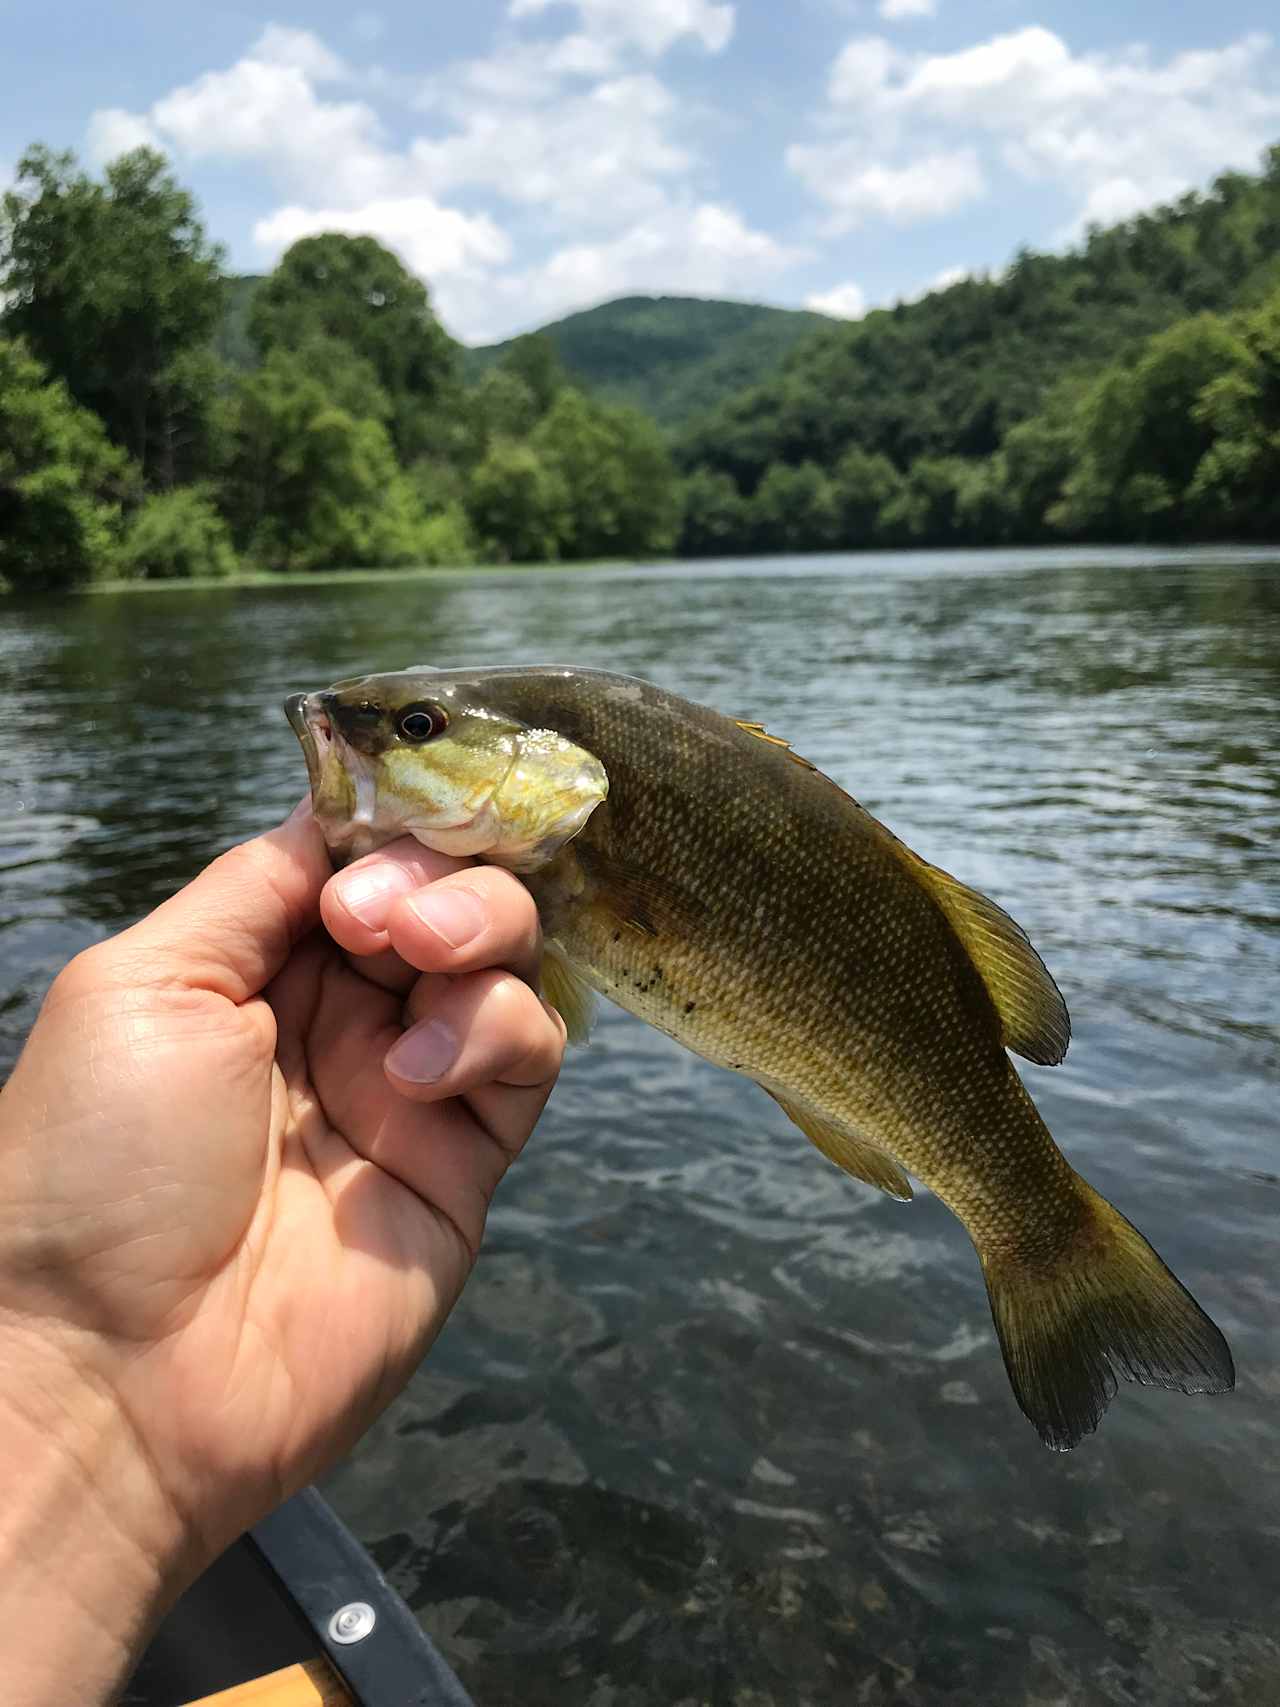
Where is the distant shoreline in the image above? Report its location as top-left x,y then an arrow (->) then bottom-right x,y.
76,558 -> 620,595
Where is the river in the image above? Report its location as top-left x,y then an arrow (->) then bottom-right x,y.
2,548 -> 1278,1704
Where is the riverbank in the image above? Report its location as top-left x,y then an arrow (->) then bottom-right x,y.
74,556 -> 619,595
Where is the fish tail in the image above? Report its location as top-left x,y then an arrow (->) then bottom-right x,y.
978,1176 -> 1234,1450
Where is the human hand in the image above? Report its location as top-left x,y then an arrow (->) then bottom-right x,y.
0,804 -> 564,1703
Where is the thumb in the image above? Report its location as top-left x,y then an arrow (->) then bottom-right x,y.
111,800 -> 333,1003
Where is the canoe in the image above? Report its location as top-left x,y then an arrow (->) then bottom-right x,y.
121,1487 -> 473,1707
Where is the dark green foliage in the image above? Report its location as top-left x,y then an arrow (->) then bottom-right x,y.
248,234 -> 460,461
1051,316 -> 1252,540
831,449 -> 906,547
494,334 -> 568,417
467,442 -> 571,563
118,486 -> 238,580
1188,291 -> 1280,536
530,390 -> 681,560
678,147 -> 1280,554
220,347 -> 446,573
0,337 -> 136,590
465,296 -> 831,427
678,469 -> 750,558
747,463 -> 840,554
1,146 -> 224,487
8,132 -> 1280,586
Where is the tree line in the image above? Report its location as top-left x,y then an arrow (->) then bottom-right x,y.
676,147 -> 1280,554
0,146 -> 680,589
4,141 -> 1280,591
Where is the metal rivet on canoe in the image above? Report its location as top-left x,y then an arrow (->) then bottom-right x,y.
328,1600 -> 377,1644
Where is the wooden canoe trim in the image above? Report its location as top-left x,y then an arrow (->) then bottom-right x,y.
181,1657 -> 353,1706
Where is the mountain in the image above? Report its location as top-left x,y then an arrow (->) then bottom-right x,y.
462,296 -> 832,427
678,151 -> 1280,491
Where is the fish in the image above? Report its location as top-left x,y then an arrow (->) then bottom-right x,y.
284,665 -> 1235,1450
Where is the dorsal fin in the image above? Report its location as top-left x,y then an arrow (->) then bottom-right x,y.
734,720 -> 818,771
911,861 -> 1070,1066
736,713 -> 1069,1067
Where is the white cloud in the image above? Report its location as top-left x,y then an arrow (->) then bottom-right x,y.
787,145 -> 984,229
806,282 -> 867,318
928,264 -> 971,292
878,0 -> 935,19
251,24 -> 346,81
86,108 -> 162,165
412,74 -> 689,223
82,11 -> 796,343
253,197 -> 510,292
793,27 -> 1280,238
478,201 -> 802,336
507,0 -> 734,58
828,36 -> 900,104
103,30 -> 398,204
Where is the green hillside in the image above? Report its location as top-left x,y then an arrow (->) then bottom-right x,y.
218,284 -> 830,430
463,295 -> 831,426
675,148 -> 1280,554
679,154 -> 1280,488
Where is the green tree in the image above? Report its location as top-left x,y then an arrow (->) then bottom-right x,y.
878,457 -> 971,545
467,441 -> 571,563
495,333 -> 567,417
1053,314 -> 1250,538
678,468 -> 749,557
0,338 -> 135,590
675,144 -> 1280,546
747,462 -> 840,553
221,348 -> 436,572
1,146 -> 224,486
249,235 -> 459,461
118,486 -> 238,580
470,368 -> 540,447
532,389 -> 679,559
1188,288 -> 1280,536
990,392 -> 1082,539
830,448 -> 905,546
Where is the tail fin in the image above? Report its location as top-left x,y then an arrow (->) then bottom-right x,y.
980,1179 -> 1235,1450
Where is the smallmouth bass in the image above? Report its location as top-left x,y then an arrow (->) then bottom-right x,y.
285,665 -> 1234,1449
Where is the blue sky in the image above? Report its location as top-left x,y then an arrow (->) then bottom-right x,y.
3,0 -> 1279,343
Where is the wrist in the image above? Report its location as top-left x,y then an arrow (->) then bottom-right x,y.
0,1325 -> 196,1706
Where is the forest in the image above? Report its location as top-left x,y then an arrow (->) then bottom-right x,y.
3,142 -> 1280,590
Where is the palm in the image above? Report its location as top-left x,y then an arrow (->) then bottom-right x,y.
0,815 -> 559,1568
87,933 -> 502,1543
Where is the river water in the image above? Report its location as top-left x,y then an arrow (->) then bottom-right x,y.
2,549 -> 1278,1705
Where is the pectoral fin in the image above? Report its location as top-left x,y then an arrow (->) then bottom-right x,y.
769,1092 -> 913,1202
540,943 -> 597,1044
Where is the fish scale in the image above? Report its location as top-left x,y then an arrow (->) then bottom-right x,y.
288,664 -> 1234,1450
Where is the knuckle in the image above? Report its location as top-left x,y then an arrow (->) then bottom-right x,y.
46,943 -> 111,1008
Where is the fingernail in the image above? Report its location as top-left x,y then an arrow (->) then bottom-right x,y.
337,865 -> 414,930
407,887 -> 486,949
386,1018 -> 458,1084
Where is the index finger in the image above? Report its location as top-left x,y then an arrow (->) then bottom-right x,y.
321,838 -> 542,991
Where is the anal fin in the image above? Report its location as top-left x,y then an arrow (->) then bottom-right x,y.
769,1092 -> 913,1202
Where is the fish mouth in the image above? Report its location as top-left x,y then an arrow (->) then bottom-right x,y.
284,691 -> 334,794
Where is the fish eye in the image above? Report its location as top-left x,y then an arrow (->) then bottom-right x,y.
396,702 -> 449,744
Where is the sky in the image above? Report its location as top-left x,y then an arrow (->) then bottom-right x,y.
2,0 -> 1279,345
